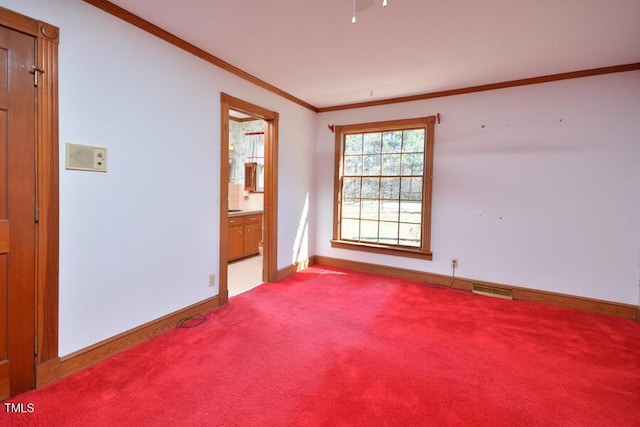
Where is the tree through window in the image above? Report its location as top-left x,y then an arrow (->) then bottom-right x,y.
332,116 -> 435,259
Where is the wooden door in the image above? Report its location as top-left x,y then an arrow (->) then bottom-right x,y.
0,25 -> 37,399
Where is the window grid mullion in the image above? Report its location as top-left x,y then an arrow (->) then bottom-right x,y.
397,161 -> 402,242
358,152 -> 363,241
377,177 -> 381,244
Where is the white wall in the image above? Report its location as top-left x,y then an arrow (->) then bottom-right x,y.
0,0 -> 316,356
315,72 -> 640,305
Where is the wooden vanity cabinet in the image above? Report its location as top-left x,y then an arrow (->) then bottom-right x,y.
228,216 -> 244,260
228,212 -> 263,261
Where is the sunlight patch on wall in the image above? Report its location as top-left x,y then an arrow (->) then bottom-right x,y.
292,193 -> 310,264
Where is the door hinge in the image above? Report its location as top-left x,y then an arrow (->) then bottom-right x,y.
30,65 -> 45,87
35,203 -> 39,223
34,336 -> 38,356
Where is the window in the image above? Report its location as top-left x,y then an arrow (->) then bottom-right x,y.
332,116 -> 435,259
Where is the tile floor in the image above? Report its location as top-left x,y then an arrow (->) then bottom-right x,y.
228,254 -> 263,297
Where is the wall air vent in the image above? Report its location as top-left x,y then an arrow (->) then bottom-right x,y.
472,283 -> 513,300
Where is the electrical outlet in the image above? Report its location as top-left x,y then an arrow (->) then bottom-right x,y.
208,274 -> 216,287
451,259 -> 458,269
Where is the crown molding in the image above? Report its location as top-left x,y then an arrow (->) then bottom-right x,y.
83,0 -> 318,112
318,63 -> 640,112
81,2 -> 639,116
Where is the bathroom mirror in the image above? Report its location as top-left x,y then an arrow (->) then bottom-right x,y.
244,162 -> 256,192
244,162 -> 263,193
228,113 -> 265,192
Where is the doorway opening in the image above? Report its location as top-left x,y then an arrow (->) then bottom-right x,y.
227,113 -> 265,296
219,94 -> 278,304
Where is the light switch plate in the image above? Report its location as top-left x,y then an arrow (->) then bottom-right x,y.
66,143 -> 108,172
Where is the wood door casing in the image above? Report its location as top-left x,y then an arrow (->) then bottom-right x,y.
0,25 -> 37,399
220,93 -> 278,304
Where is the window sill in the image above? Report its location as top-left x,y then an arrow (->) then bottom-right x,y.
330,240 -> 433,260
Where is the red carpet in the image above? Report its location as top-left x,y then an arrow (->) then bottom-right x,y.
2,265 -> 640,426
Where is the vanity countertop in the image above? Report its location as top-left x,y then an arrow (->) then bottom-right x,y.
228,209 -> 264,217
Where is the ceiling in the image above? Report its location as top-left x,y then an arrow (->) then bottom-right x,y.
109,0 -> 640,109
